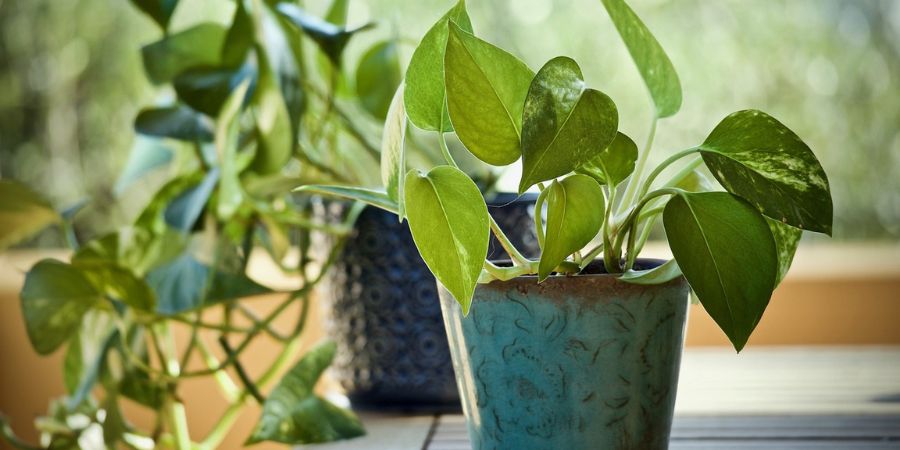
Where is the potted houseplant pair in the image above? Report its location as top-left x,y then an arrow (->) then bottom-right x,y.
1,0 -> 386,447
304,0 -> 833,448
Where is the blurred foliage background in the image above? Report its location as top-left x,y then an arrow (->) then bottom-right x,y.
1,0 -> 898,242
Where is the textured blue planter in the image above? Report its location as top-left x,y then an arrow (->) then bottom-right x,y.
439,260 -> 689,450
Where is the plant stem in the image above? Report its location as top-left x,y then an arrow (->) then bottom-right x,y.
635,148 -> 700,202
617,116 -> 657,215
489,216 -> 530,266
438,132 -> 458,168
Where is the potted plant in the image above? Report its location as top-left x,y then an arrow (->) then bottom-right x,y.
303,0 -> 833,448
0,0 -> 385,448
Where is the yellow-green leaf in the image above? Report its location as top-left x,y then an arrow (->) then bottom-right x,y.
538,174 -> 605,281
0,180 -> 60,250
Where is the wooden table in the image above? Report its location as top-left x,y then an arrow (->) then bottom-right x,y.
303,347 -> 900,450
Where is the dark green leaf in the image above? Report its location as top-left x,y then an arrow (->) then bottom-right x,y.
768,218 -> 802,286
519,57 -> 618,192
294,185 -> 399,214
445,23 -> 534,166
275,3 -> 373,66
66,312 -> 117,409
72,226 -> 186,277
141,23 -> 227,84
600,0 -> 682,118
251,49 -> 293,175
130,0 -> 178,30
380,85 -> 407,215
663,192 -> 777,351
538,174 -> 605,280
699,109 -> 833,234
247,341 -> 364,444
146,253 -> 208,315
136,173 -> 204,233
356,41 -> 402,120
134,105 -> 213,142
174,64 -> 256,117
0,180 -> 60,250
404,166 -> 489,313
404,0 -> 472,132
20,260 -> 102,355
576,131 -> 637,187
165,168 -> 219,232
205,269 -> 271,303
620,258 -> 682,285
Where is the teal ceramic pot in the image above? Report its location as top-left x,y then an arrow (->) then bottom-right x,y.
439,259 -> 689,450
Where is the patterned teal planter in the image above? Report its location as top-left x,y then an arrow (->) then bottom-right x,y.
439,260 -> 690,450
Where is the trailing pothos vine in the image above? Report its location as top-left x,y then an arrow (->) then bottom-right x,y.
0,0 -> 408,448
304,0 -> 833,352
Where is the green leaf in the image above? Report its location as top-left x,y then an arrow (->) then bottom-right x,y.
324,0 -> 349,25
20,260 -> 102,355
600,0 -> 681,118
620,258 -> 682,285
663,192 -> 777,351
247,341 -> 364,444
146,253 -> 208,315
114,139 -> 175,194
404,0 -> 472,132
519,57 -> 618,192
222,0 -> 254,68
294,185 -> 399,214
538,174 -> 605,281
173,64 -> 256,117
0,180 -> 61,250
251,49 -> 293,175
576,131 -> 638,187
66,312 -> 117,409
699,109 -> 833,235
217,81 -> 251,220
72,226 -> 186,277
134,105 -> 213,142
674,168 -> 717,193
380,84 -> 407,215
130,0 -> 178,30
768,218 -> 802,286
80,266 -> 156,311
356,41 -> 402,120
444,23 -> 534,166
404,166 -> 489,313
141,23 -> 227,84
275,3 -> 373,66
205,269 -> 271,303
165,168 -> 219,232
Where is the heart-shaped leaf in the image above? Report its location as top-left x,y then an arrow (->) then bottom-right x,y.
663,191 -> 777,351
539,174 -> 605,281
20,260 -> 103,355
247,341 -> 364,444
404,0 -> 472,132
620,259 -> 682,285
519,57 -> 618,192
444,23 -> 534,166
405,165 -> 489,313
600,0 -> 681,118
251,49 -> 293,175
0,180 -> 61,250
768,218 -> 802,286
141,23 -> 227,84
380,85 -> 407,216
699,110 -> 833,235
356,41 -> 402,120
130,0 -> 178,30
576,131 -> 638,187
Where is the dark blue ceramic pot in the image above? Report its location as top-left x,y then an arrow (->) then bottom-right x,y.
439,259 -> 690,449
322,193 -> 538,411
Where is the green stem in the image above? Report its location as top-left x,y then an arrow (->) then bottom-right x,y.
617,116 -> 657,214
438,132 -> 458,168
489,216 -> 529,266
580,243 -> 604,270
635,148 -> 701,202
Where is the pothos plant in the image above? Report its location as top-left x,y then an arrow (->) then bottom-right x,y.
0,0 -> 405,448
303,0 -> 833,353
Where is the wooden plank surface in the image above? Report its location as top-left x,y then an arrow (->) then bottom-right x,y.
302,347 -> 900,449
